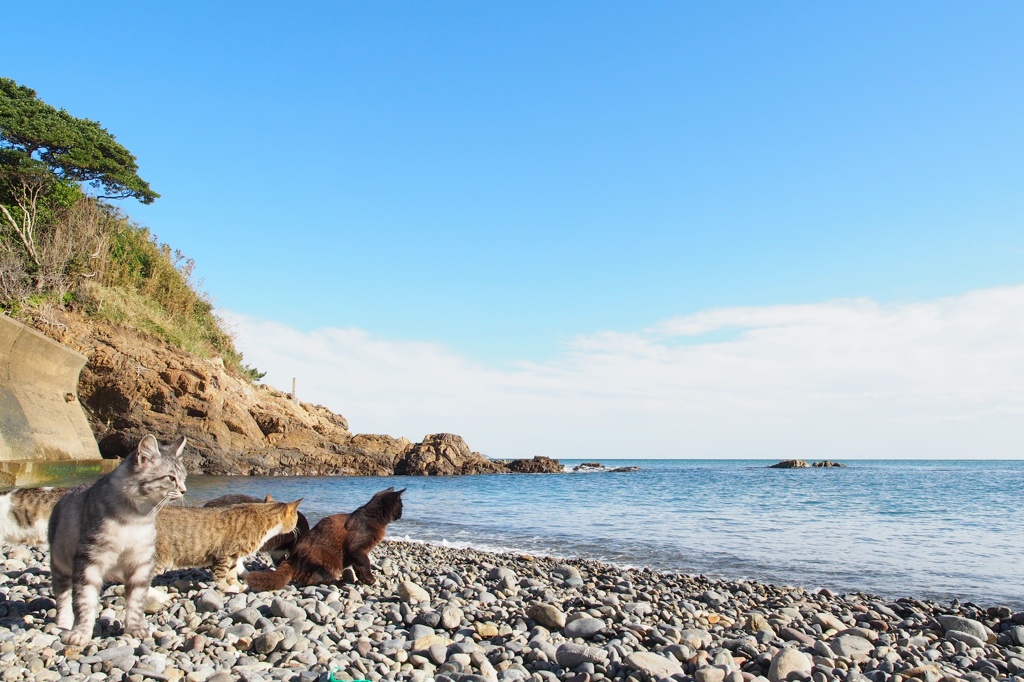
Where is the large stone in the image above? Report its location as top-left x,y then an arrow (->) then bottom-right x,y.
624,651 -> 685,678
563,617 -> 604,639
810,612 -> 846,632
408,624 -> 435,641
252,631 -> 285,654
555,642 -> 607,668
830,634 -> 874,661
413,634 -> 452,651
768,648 -> 812,682
945,629 -> 986,649
399,581 -> 431,603
779,627 -> 814,646
936,615 -> 988,642
193,590 -> 223,613
745,614 -> 775,634
696,666 -> 727,682
440,605 -> 464,629
679,628 -> 713,649
270,597 -> 306,621
527,603 -> 566,629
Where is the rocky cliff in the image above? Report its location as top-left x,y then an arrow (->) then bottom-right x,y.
29,310 -> 564,476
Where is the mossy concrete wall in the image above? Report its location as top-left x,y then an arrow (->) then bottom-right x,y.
0,315 -> 116,485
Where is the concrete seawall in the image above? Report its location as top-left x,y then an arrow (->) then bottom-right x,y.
0,315 -> 117,485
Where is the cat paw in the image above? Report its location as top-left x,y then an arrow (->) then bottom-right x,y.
56,616 -> 74,630
220,583 -> 241,593
61,630 -> 91,647
124,625 -> 150,640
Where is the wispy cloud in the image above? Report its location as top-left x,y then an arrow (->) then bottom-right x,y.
225,284 -> 1024,459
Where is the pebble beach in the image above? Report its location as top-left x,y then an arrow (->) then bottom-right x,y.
1,540 -> 1022,682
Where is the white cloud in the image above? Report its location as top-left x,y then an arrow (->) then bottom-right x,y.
225,284 -> 1024,459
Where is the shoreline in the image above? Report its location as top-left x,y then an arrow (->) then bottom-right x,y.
1,540 -> 1022,682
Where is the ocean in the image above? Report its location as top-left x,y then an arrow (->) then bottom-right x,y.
183,459 -> 1024,610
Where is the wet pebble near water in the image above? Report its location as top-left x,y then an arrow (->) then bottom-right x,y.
1,540 -> 1024,682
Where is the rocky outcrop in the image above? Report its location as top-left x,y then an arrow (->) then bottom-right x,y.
571,462 -> 641,473
393,433 -> 506,476
504,456 -> 565,474
30,311 -> 560,476
769,459 -> 846,469
769,459 -> 809,469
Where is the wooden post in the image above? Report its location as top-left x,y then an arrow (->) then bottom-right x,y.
292,377 -> 298,405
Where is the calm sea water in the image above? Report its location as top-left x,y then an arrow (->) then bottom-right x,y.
182,460 -> 1024,609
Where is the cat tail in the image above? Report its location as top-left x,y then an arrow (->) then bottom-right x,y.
243,561 -> 295,591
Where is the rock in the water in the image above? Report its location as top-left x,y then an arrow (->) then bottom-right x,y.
769,459 -> 809,469
394,433 -> 507,475
504,456 -> 564,473
768,647 -> 812,682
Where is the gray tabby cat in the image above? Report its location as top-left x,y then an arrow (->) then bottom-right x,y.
49,434 -> 187,645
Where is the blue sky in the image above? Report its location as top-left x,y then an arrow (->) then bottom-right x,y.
4,3 -> 1023,456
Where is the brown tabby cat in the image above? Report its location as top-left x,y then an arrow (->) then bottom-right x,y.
245,487 -> 404,591
202,493 -> 310,564
0,485 -> 83,545
155,498 -> 302,592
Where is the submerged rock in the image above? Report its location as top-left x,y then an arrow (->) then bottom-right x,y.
770,459 -> 846,469
769,459 -> 809,468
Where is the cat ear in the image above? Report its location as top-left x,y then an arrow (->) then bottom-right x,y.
287,499 -> 303,512
396,488 -> 407,496
264,493 -> 274,502
136,434 -> 160,465
383,486 -> 394,493
170,435 -> 187,458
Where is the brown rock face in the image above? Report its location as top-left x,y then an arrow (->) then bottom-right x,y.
505,456 -> 565,474
394,433 -> 506,476
769,459 -> 809,469
30,311 -> 560,476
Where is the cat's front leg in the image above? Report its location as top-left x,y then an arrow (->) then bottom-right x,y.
51,565 -> 74,631
350,554 -> 376,585
63,558 -> 103,646
122,562 -> 154,639
213,558 -> 241,593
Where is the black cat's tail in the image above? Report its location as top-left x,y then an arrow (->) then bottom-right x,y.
244,561 -> 294,591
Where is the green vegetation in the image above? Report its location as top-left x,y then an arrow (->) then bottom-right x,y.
0,77 -> 262,381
